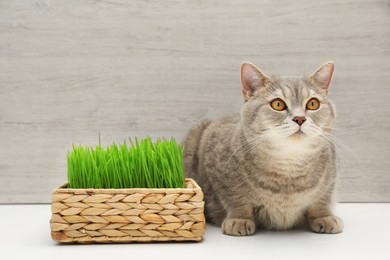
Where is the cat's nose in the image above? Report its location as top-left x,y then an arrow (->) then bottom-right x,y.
292,116 -> 306,126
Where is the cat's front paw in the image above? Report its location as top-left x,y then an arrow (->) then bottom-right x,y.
309,216 -> 343,234
222,218 -> 256,236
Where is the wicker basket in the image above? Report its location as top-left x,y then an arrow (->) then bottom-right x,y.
50,178 -> 205,243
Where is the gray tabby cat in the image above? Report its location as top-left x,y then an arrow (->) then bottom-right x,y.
182,61 -> 343,236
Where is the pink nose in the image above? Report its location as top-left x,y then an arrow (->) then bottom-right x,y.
292,116 -> 306,126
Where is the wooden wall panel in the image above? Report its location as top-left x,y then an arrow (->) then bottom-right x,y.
0,0 -> 389,203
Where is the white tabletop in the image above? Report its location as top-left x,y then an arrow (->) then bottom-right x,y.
1,203 -> 389,260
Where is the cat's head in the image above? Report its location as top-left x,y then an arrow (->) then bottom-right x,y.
240,61 -> 336,155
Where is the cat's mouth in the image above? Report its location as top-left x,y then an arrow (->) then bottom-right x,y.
290,130 -> 306,138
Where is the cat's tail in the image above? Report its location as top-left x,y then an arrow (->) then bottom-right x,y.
182,119 -> 212,179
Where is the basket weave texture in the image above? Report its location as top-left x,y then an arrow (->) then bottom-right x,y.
50,178 -> 205,243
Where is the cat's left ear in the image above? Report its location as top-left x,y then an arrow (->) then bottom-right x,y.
309,61 -> 335,94
241,62 -> 270,102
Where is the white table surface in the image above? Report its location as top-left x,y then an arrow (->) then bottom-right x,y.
1,203 -> 389,260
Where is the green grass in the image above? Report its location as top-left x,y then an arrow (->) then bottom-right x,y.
67,137 -> 186,189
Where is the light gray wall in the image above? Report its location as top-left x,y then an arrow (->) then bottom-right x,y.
0,0 -> 389,203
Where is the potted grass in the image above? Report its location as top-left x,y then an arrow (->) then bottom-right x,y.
50,137 -> 205,243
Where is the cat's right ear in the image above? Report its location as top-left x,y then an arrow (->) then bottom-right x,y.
241,62 -> 270,102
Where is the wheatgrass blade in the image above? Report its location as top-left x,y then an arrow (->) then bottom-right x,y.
67,137 -> 185,189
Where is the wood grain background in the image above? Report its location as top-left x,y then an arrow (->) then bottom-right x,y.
1,0 -> 389,203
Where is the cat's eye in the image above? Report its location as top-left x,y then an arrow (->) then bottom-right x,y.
306,98 -> 320,110
270,98 -> 286,111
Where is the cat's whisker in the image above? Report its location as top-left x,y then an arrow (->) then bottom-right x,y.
314,134 -> 355,167
324,134 -> 361,161
321,126 -> 362,132
227,135 -> 262,163
227,131 -> 278,164
308,124 -> 360,160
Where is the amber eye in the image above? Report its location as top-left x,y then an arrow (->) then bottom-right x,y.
306,98 -> 320,110
270,98 -> 286,111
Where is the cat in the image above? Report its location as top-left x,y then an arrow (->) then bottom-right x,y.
182,61 -> 343,236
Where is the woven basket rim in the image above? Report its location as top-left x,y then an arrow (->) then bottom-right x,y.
53,178 -> 201,194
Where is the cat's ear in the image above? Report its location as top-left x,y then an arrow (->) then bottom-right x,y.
309,61 -> 334,93
241,62 -> 270,101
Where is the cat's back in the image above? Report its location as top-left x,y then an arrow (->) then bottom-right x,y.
202,113 -> 240,144
182,113 -> 240,179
